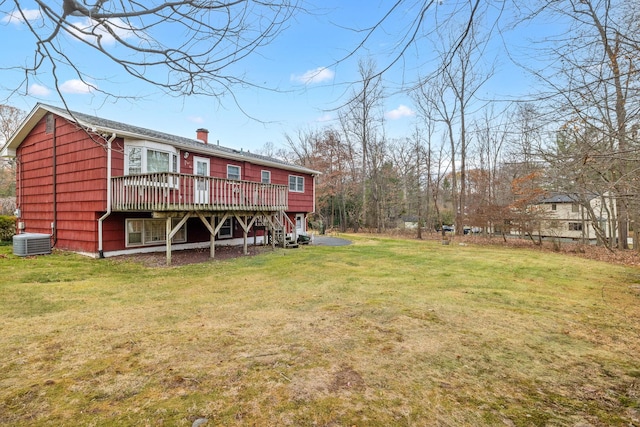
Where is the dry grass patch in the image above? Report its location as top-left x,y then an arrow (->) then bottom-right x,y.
1,236 -> 640,426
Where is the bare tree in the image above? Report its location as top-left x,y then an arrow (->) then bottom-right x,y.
2,1 -> 300,105
339,58 -> 385,231
284,127 -> 358,232
0,105 -> 27,144
469,106 -> 508,233
530,0 -> 640,249
0,105 -> 26,198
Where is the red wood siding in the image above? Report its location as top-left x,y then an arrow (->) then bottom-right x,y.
16,114 -> 314,255
16,115 -> 108,253
182,153 -> 315,212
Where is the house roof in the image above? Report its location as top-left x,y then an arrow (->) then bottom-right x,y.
537,193 -> 598,204
1,103 -> 319,176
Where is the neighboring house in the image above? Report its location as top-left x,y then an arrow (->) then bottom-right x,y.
530,193 -> 614,242
0,104 -> 319,264
400,216 -> 419,230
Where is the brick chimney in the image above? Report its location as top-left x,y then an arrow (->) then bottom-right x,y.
196,128 -> 209,144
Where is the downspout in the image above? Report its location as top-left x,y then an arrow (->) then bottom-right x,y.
15,157 -> 22,233
98,133 -> 117,258
52,117 -> 57,246
312,174 -> 317,214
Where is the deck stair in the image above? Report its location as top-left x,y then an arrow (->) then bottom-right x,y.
270,228 -> 299,248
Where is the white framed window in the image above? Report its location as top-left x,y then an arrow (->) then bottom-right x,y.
125,141 -> 179,175
218,218 -> 233,238
227,165 -> 241,180
127,219 -> 143,245
289,175 -> 304,192
126,218 -> 187,247
261,170 -> 271,183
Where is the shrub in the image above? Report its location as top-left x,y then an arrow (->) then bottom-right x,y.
0,215 -> 16,242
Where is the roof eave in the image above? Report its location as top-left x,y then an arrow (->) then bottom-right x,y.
6,103 -> 321,175
108,129 -> 320,175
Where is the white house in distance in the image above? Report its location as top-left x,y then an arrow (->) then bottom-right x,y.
530,193 -> 616,243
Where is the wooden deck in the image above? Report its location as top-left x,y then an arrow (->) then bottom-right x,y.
111,173 -> 288,212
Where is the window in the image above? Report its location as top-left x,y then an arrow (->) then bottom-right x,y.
127,220 -> 143,245
125,142 -> 178,175
227,165 -> 241,180
568,222 -> 583,231
549,220 -> 559,229
128,147 -> 142,174
571,203 -> 579,213
289,175 -> 304,192
126,218 -> 187,247
218,218 -> 233,238
261,170 -> 271,183
551,203 -> 557,211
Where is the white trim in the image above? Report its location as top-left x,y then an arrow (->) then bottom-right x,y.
227,164 -> 241,180
193,156 -> 210,204
125,218 -> 187,247
288,175 -> 304,192
124,140 -> 179,175
295,213 -> 306,235
99,237 -> 266,258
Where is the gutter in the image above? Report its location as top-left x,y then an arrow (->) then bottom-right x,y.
97,132 -> 117,258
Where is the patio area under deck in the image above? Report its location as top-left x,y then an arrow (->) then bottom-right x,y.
110,173 -> 295,265
152,208 -> 296,265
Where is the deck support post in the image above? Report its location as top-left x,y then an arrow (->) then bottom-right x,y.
243,230 -> 248,255
196,211 -> 229,259
166,216 -> 172,266
210,215 -> 215,259
232,213 -> 260,255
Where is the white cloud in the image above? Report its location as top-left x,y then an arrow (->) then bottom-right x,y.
386,104 -> 415,120
29,84 -> 51,97
291,67 -> 334,85
315,113 -> 334,123
188,116 -> 205,124
70,17 -> 136,46
2,8 -> 41,24
60,79 -> 96,94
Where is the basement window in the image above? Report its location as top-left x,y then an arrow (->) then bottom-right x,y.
218,218 -> 233,238
126,218 -> 186,247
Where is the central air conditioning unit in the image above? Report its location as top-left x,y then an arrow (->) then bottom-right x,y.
13,233 -> 52,256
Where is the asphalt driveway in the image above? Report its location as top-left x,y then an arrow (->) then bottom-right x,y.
311,235 -> 352,246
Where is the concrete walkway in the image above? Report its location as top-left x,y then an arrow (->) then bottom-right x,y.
311,235 -> 352,246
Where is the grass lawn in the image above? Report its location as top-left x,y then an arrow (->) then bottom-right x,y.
1,235 -> 640,426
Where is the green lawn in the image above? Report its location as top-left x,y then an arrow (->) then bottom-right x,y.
1,235 -> 639,426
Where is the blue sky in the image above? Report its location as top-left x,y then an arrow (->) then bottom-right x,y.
0,1 -> 548,152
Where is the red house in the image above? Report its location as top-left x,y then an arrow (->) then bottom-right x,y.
1,104 -> 318,264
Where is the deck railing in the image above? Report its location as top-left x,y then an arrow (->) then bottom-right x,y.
111,173 -> 288,212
